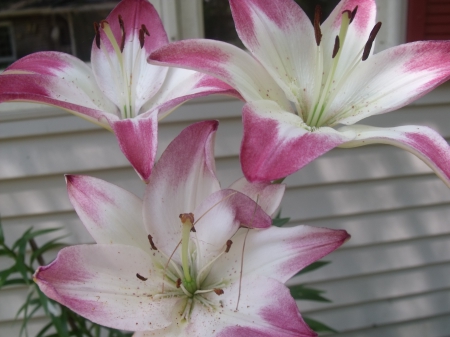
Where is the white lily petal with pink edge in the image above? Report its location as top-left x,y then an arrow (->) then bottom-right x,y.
0,0 -> 238,182
35,121 -> 349,335
149,0 -> 450,185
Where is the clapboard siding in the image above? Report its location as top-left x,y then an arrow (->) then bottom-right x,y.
1,66 -> 450,337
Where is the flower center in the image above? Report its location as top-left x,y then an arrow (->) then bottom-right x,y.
139,213 -> 232,321
94,16 -> 150,119
298,6 -> 382,129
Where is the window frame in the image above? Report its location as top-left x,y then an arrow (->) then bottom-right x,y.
0,21 -> 16,63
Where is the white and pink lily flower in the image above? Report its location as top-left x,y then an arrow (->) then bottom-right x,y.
149,0 -> 450,184
0,0 -> 238,183
34,121 -> 349,336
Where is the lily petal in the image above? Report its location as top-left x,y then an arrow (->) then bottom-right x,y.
141,68 -> 242,120
34,244 -> 178,331
193,188 -> 272,266
205,226 -> 349,286
229,0 -> 316,109
325,41 -> 450,126
149,39 -> 292,111
66,175 -> 148,251
143,121 -> 220,258
112,111 -> 158,182
229,177 -> 285,216
321,0 -> 377,82
339,124 -> 450,188
91,0 -> 169,114
3,51 -> 118,116
187,276 -> 316,337
241,101 -> 352,182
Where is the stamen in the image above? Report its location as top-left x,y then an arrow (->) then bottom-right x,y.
136,273 -> 148,281
350,6 -> 358,23
314,5 -> 322,46
181,298 -> 193,321
118,15 -> 126,53
342,10 -> 352,18
148,235 -> 158,250
93,22 -> 101,49
225,240 -> 233,253
139,29 -> 145,49
332,35 -> 340,59
176,278 -> 182,288
141,24 -> 150,36
214,288 -> 224,296
362,22 -> 382,61
139,24 -> 150,49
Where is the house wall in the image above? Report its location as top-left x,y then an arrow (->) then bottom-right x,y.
1,0 -> 450,336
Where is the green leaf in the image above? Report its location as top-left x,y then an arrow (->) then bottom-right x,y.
35,322 -> 53,337
295,261 -> 330,276
12,227 -> 62,250
303,316 -> 338,333
0,219 -> 4,245
0,265 -> 18,287
2,278 -> 28,286
30,237 -> 67,265
289,285 -> 331,302
272,217 -> 290,227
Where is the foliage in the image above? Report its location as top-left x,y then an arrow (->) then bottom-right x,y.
0,220 -> 132,337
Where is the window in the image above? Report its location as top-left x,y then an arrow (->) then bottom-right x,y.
0,22 -> 15,64
202,0 -> 340,45
407,0 -> 450,42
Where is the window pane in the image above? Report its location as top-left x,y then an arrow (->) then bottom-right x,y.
203,0 -> 340,45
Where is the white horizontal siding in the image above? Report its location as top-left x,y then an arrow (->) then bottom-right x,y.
1,79 -> 450,336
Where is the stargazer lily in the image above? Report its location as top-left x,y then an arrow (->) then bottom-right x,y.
34,121 -> 349,336
0,0 -> 238,183
149,0 -> 450,184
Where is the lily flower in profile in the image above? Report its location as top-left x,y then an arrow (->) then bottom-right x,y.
149,0 -> 450,184
0,0 -> 238,182
34,121 -> 349,336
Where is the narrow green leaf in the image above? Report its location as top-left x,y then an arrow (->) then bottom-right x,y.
3,278 -> 28,286
0,265 -> 18,287
295,261 -> 330,276
12,227 -> 63,250
303,316 -> 338,333
30,238 -> 67,265
289,285 -> 331,302
35,322 -> 53,337
272,217 -> 290,227
14,258 -> 32,285
0,219 -> 4,245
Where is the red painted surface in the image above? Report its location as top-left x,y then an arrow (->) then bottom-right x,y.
407,0 -> 450,42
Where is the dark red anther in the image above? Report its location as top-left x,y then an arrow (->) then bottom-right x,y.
118,15 -> 126,53
176,278 -> 181,288
362,22 -> 382,61
139,29 -> 145,49
314,5 -> 322,46
214,288 -> 224,296
136,273 -> 148,281
225,240 -> 233,253
100,20 -> 108,29
148,235 -> 157,250
141,24 -> 150,36
332,35 -> 340,58
139,24 -> 150,49
350,6 -> 358,23
93,22 -> 101,49
342,9 -> 352,20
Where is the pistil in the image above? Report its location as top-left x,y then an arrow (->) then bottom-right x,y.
180,213 -> 197,295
